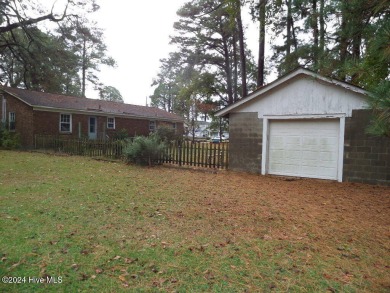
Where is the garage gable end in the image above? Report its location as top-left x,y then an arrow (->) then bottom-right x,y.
235,76 -> 368,118
216,68 -> 368,118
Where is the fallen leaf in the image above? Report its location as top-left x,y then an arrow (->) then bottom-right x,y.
71,263 -> 79,271
95,268 -> 103,274
124,257 -> 138,264
79,273 -> 88,281
119,275 -> 127,282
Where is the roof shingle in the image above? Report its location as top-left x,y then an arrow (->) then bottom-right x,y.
1,86 -> 183,121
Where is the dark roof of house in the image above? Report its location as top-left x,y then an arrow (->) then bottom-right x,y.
0,86 -> 183,122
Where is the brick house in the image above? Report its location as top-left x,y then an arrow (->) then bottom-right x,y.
0,86 -> 184,148
216,68 -> 390,185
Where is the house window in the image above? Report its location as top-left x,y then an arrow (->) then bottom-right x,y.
9,112 -> 15,131
60,114 -> 72,133
107,117 -> 115,129
172,123 -> 177,130
149,120 -> 156,132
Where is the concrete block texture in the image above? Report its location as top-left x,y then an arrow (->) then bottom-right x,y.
343,110 -> 390,186
228,112 -> 263,173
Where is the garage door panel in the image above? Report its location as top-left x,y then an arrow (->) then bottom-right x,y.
284,150 -> 301,159
269,150 -> 284,160
285,137 -> 301,145
318,167 -> 338,179
271,164 -> 297,174
268,119 -> 339,180
303,151 -> 319,160
302,137 -> 318,146
271,136 -> 284,147
319,152 -> 336,162
320,137 -> 338,145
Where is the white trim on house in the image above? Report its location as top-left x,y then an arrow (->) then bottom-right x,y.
59,113 -> 72,133
88,116 -> 97,140
107,117 -> 115,129
262,114 -> 345,182
9,112 -> 15,131
149,120 -> 156,132
338,117 -> 346,182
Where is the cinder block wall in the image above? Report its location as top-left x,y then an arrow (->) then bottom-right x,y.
344,109 -> 390,185
228,112 -> 263,173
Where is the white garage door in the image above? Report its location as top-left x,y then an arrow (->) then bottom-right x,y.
268,119 -> 340,180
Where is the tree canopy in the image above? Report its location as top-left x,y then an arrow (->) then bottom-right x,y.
99,85 -> 123,103
151,0 -> 390,136
0,0 -> 115,97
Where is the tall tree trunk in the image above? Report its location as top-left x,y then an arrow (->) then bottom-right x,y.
318,0 -> 325,71
236,0 -> 247,97
82,35 -> 87,97
257,0 -> 266,87
167,84 -> 172,112
286,0 -> 292,56
339,3 -> 348,81
233,33 -> 239,102
319,0 -> 325,54
311,0 -> 319,69
222,33 -> 234,105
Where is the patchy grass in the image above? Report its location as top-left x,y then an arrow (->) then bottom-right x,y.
0,150 -> 389,292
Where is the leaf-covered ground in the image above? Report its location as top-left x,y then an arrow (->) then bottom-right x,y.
0,151 -> 389,292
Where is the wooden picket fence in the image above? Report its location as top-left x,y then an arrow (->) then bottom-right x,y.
34,135 -> 229,169
34,135 -> 125,159
161,141 -> 229,169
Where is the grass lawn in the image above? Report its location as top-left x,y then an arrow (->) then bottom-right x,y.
0,150 -> 389,292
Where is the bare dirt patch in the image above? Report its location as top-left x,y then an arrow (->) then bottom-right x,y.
152,167 -> 390,290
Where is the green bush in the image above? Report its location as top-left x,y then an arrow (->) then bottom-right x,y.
123,134 -> 166,166
113,128 -> 130,140
0,123 -> 20,149
155,125 -> 180,143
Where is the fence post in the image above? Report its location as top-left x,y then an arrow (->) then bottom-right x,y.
178,140 -> 182,166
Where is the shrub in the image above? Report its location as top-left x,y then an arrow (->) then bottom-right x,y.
123,133 -> 166,166
155,126 -> 180,143
113,128 -> 130,140
0,123 -> 20,149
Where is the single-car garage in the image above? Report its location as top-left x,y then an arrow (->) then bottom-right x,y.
268,119 -> 340,180
215,68 -> 390,185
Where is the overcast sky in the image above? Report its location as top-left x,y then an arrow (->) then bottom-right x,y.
86,0 -> 259,105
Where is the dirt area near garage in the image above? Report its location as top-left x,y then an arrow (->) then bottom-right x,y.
161,166 -> 390,289
185,169 -> 390,249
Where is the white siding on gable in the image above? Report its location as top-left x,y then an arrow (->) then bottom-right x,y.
233,76 -> 368,118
